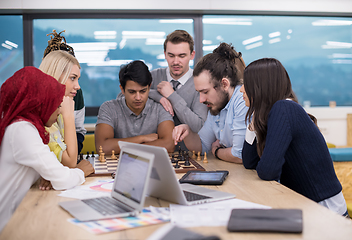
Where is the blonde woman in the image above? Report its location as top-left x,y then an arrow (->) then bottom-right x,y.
43,30 -> 87,154
39,50 -> 81,169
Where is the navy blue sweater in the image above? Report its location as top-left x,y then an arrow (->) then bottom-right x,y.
242,100 -> 342,202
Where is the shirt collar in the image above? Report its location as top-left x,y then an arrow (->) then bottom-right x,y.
224,85 -> 242,111
166,67 -> 193,86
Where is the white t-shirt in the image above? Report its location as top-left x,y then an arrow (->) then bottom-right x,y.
0,121 -> 85,232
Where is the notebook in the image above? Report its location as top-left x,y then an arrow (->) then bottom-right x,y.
118,141 -> 236,205
59,147 -> 154,221
227,208 -> 303,233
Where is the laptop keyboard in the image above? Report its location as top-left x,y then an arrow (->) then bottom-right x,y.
82,197 -> 129,216
183,190 -> 211,202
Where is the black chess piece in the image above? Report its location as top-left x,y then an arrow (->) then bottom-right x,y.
91,151 -> 95,158
184,154 -> 191,166
174,159 -> 181,169
77,153 -> 83,164
86,151 -> 90,159
171,154 -> 176,163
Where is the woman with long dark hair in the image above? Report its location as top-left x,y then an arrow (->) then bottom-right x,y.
240,58 -> 348,216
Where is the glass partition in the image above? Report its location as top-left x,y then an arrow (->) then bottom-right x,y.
203,15 -> 352,106
3,14 -> 352,111
0,15 -> 23,84
33,18 -> 194,110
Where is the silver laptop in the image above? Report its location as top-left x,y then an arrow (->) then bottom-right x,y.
118,141 -> 235,205
59,147 -> 154,221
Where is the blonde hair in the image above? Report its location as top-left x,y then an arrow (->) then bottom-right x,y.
39,50 -> 80,84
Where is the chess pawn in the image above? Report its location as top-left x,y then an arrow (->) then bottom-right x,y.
197,151 -> 201,161
203,152 -> 208,163
184,154 -> 191,166
111,150 -> 117,160
174,159 -> 181,169
171,154 -> 176,163
192,150 -> 196,159
100,152 -> 106,162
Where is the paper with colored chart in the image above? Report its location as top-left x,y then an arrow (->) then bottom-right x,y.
67,207 -> 170,234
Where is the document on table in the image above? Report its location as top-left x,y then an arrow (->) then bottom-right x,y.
170,198 -> 271,227
58,180 -> 113,199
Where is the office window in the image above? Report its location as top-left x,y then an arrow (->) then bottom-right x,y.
0,15 -> 23,84
33,18 -> 194,111
203,15 -> 352,106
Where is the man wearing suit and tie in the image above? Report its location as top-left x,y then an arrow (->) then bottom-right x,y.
148,30 -> 208,150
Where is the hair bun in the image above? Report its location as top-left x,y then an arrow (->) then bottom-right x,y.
43,30 -> 75,58
213,42 -> 242,61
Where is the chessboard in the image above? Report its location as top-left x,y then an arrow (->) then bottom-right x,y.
92,155 -> 118,176
79,152 -> 119,177
80,149 -> 206,177
169,151 -> 206,174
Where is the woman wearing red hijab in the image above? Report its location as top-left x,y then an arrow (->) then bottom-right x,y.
0,67 -> 94,232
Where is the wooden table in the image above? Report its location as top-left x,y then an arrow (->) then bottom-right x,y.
1,155 -> 352,240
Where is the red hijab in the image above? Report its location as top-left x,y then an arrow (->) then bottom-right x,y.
0,66 -> 66,145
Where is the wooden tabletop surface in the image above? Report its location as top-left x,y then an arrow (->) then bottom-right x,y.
1,154 -> 352,240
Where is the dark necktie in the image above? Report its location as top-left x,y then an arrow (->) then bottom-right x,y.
171,80 -> 181,91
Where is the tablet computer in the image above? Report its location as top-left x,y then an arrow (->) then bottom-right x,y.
179,170 -> 229,185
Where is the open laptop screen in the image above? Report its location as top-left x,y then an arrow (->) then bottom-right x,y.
114,152 -> 150,204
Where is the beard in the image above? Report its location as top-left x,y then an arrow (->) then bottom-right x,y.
204,89 -> 229,116
170,64 -> 184,78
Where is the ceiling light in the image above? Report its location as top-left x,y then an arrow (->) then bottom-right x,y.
1,43 -> 12,50
157,61 -> 168,67
203,45 -> 218,51
269,32 -> 281,38
312,20 -> 352,26
245,42 -> 263,50
321,41 -> 352,49
119,39 -> 126,49
269,38 -> 281,44
332,59 -> 352,64
331,53 -> 352,58
68,42 -> 117,51
5,40 -> 18,48
156,54 -> 165,60
242,35 -> 263,46
145,38 -> 165,45
94,31 -> 117,36
159,19 -> 193,24
87,59 -> 133,67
